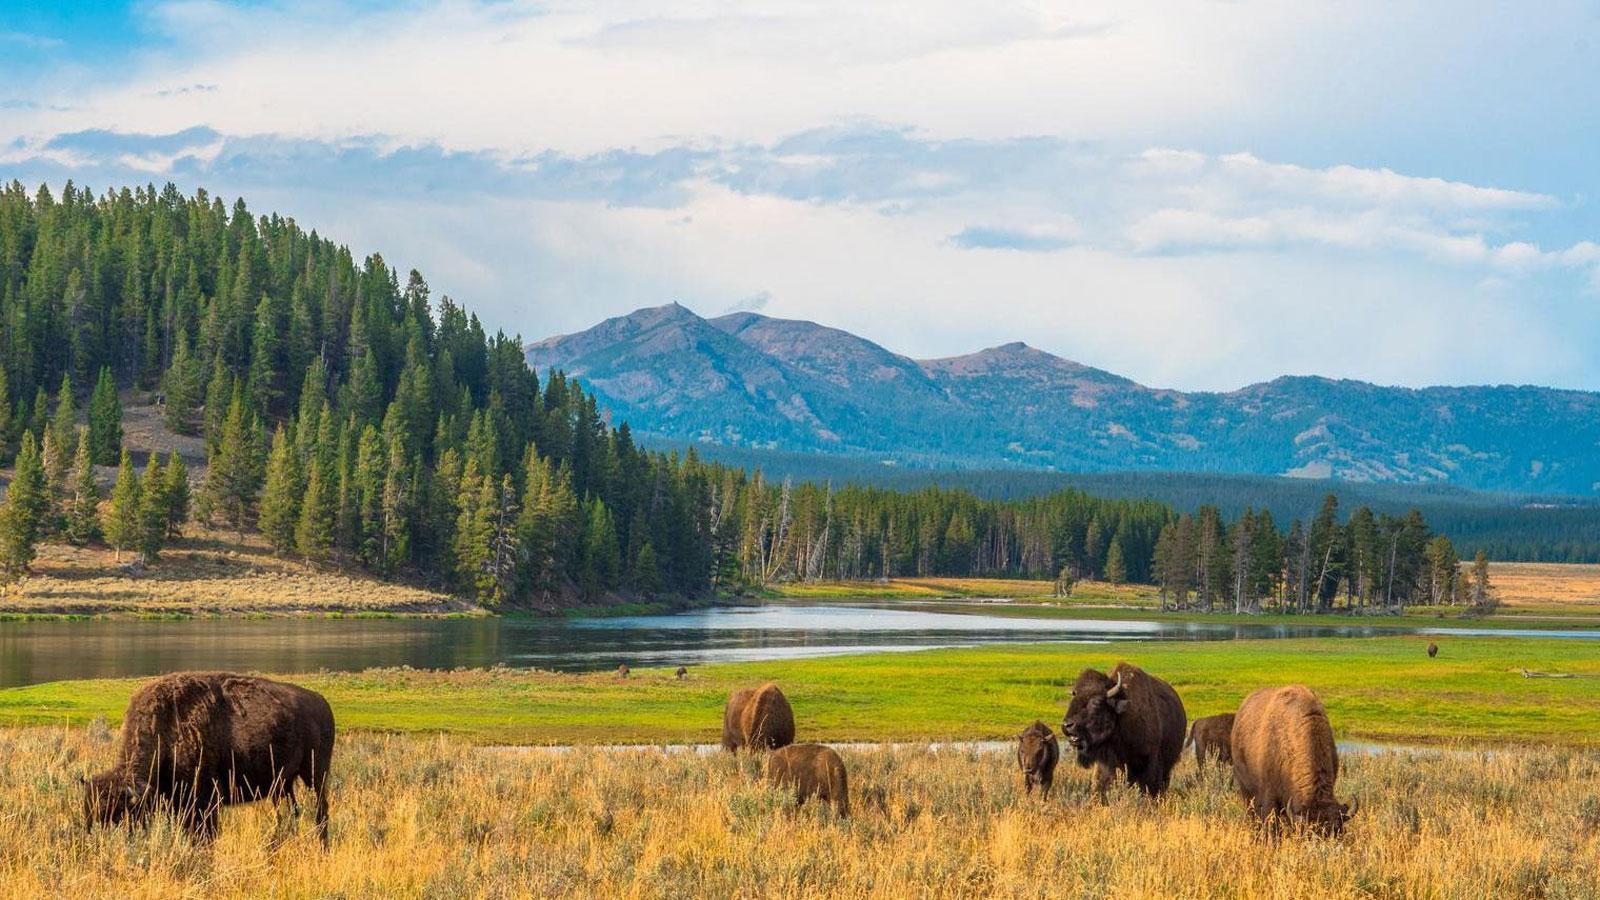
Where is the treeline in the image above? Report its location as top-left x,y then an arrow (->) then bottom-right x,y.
1149,495 -> 1489,615
0,181 -> 714,602
680,445 -> 1600,564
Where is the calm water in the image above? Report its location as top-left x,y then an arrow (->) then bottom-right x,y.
0,602 -> 1590,688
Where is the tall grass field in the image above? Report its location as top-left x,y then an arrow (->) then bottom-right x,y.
4,728 -> 1596,898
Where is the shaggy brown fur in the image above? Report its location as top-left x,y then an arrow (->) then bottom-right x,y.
675,666 -> 688,679
765,744 -> 849,816
1016,720 -> 1059,798
721,683 -> 796,752
1427,642 -> 1438,658
1231,685 -> 1355,836
1061,662 -> 1187,800
617,664 -> 630,678
83,672 -> 335,845
1185,713 -> 1236,767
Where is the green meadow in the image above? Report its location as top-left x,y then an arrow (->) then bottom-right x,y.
3,635 -> 1595,747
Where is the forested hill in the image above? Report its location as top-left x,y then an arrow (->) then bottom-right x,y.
526,304 -> 1600,495
0,183 -> 1532,611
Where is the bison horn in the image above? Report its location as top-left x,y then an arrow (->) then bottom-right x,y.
1107,671 -> 1126,698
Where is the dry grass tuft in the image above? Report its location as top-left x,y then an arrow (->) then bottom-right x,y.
2,728 -> 1596,898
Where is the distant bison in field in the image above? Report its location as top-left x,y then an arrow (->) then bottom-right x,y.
675,666 -> 688,679
1061,662 -> 1186,800
722,683 -> 796,752
1186,713 -> 1236,767
83,672 -> 334,845
1016,720 -> 1059,798
765,743 -> 849,816
1231,684 -> 1356,836
617,664 -> 631,678
1427,642 -> 1438,658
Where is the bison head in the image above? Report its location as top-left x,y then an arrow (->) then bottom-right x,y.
1061,668 -> 1131,766
81,772 -> 148,831
1016,722 -> 1055,773
1293,797 -> 1357,836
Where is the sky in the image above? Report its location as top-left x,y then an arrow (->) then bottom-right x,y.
2,1 -> 1598,392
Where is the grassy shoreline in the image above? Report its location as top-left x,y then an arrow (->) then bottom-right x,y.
4,636 -> 1596,748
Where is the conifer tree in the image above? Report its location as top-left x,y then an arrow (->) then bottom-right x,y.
87,366 -> 122,465
379,434 -> 412,572
295,456 -> 336,563
200,390 -> 263,534
65,427 -> 102,545
39,426 -> 70,536
630,542 -> 661,597
26,387 -> 49,451
49,374 -> 75,457
258,426 -> 301,555
103,450 -> 141,561
161,452 -> 190,538
580,498 -> 621,595
0,432 -> 49,580
1103,535 -> 1128,584
354,425 -> 385,568
136,455 -> 169,562
246,294 -> 284,417
452,460 -> 491,596
202,355 -> 234,451
162,338 -> 201,435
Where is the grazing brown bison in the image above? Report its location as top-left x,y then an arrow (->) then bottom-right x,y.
721,683 -> 796,752
675,666 -> 688,679
1427,642 -> 1439,658
765,744 -> 849,816
1061,662 -> 1186,800
1231,685 -> 1356,836
1185,713 -> 1236,767
83,672 -> 334,845
1016,720 -> 1060,798
617,663 -> 631,678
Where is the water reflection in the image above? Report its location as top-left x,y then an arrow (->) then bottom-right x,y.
0,603 -> 1588,688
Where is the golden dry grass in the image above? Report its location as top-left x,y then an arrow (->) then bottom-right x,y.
4,726 -> 1597,898
1489,562 -> 1600,613
0,527 -> 478,617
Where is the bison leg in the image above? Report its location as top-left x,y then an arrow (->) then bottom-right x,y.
1039,773 -> 1053,801
1092,763 -> 1115,803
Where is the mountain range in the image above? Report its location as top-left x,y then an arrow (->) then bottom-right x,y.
525,304 -> 1600,494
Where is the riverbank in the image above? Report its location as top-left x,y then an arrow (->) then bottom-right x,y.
0,528 -> 483,618
10,730 -> 1596,897
5,636 -> 1596,746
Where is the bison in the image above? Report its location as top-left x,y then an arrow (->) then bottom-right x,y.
765,743 -> 849,816
1016,720 -> 1060,799
83,672 -> 334,845
1427,642 -> 1439,658
721,683 -> 796,752
617,663 -> 631,678
675,666 -> 688,680
1231,685 -> 1356,836
1185,713 -> 1236,767
1061,662 -> 1186,800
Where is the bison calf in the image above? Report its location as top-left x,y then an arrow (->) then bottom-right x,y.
83,672 -> 334,845
1186,713 -> 1235,767
1231,685 -> 1356,836
1016,720 -> 1059,799
1061,662 -> 1187,801
765,743 -> 849,816
722,683 -> 796,752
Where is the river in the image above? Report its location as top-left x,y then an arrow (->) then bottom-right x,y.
0,601 -> 1590,687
